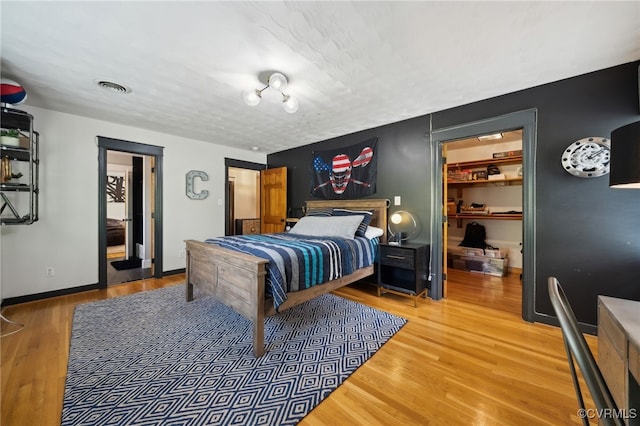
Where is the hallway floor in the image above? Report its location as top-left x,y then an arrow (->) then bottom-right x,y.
107,256 -> 153,285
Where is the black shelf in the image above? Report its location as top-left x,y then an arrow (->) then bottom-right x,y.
0,145 -> 30,161
0,183 -> 32,192
1,108 -> 39,225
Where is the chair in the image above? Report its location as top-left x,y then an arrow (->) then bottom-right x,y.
547,277 -> 624,426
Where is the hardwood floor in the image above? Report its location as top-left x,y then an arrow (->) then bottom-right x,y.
1,271 -> 596,425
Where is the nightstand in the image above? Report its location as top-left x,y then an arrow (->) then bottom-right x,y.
377,242 -> 429,307
285,217 -> 299,231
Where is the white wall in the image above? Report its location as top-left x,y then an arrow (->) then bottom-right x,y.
0,105 -> 266,300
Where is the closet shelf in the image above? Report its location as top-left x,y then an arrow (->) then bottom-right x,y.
447,155 -> 522,170
448,177 -> 522,187
451,213 -> 522,220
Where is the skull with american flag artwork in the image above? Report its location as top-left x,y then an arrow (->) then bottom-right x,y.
311,137 -> 378,199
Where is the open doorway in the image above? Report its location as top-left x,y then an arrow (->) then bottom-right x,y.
444,130 -> 523,315
105,151 -> 154,284
224,158 -> 266,236
224,159 -> 288,236
98,137 -> 164,288
228,167 -> 260,235
429,109 -> 537,322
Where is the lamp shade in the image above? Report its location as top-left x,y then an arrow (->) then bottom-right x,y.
609,121 -> 640,188
268,72 -> 288,91
388,210 -> 418,243
243,89 -> 261,106
282,95 -> 299,113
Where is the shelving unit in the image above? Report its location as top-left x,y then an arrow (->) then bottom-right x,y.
447,155 -> 522,228
1,108 -> 39,225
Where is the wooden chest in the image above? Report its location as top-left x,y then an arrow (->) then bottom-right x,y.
235,218 -> 260,235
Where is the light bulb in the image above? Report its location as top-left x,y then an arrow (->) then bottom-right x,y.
282,95 -> 299,113
390,213 -> 403,224
268,72 -> 288,91
243,89 -> 261,106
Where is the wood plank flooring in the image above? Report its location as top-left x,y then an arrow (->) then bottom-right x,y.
1,271 -> 596,425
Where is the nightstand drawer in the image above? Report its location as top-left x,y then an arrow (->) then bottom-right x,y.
380,246 -> 414,269
377,243 -> 429,306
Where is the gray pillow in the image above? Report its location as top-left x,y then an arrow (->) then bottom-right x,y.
289,215 -> 365,239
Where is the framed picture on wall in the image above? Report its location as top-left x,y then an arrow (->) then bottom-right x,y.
107,174 -> 125,203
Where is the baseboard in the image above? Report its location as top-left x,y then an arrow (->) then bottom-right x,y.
533,311 -> 597,336
163,268 -> 185,276
1,269 -> 187,307
1,283 -> 100,307
509,266 -> 523,276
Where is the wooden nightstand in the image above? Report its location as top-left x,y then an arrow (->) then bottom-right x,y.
377,242 -> 429,307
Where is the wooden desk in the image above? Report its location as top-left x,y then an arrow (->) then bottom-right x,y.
598,296 -> 640,425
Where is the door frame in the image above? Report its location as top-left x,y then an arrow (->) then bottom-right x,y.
98,136 -> 164,288
429,109 -> 537,322
224,158 -> 266,236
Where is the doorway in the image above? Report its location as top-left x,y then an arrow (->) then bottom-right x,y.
228,167 -> 260,235
105,151 -> 153,284
224,158 -> 266,236
224,159 -> 288,236
429,109 -> 537,322
98,137 -> 164,288
444,130 -> 524,314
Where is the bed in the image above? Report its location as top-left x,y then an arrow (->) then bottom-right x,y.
106,218 -> 125,246
185,199 -> 389,357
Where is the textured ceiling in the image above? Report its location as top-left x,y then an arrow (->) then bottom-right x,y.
1,2 -> 639,154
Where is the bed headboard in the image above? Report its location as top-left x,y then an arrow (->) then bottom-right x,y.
305,199 -> 390,243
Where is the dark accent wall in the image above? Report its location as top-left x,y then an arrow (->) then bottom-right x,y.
268,61 -> 640,326
268,117 -> 432,242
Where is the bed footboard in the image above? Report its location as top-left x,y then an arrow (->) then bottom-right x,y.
185,239 -> 269,356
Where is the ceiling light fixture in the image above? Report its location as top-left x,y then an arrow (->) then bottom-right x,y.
243,72 -> 298,113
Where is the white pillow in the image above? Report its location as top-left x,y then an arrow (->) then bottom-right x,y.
289,215 -> 365,239
364,226 -> 384,239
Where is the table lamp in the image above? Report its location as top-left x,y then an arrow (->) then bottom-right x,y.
609,121 -> 640,188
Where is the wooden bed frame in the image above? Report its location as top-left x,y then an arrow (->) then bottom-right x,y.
185,198 -> 389,357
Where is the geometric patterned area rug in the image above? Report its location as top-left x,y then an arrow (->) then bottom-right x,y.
62,284 -> 406,425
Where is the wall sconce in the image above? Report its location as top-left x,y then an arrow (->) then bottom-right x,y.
243,72 -> 299,114
609,121 -> 640,188
388,210 -> 418,246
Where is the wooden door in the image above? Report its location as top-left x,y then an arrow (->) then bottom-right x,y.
260,167 -> 287,233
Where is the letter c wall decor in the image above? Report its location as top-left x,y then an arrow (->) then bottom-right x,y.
185,170 -> 209,200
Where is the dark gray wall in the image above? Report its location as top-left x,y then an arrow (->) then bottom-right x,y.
269,117 -> 433,243
268,61 -> 640,326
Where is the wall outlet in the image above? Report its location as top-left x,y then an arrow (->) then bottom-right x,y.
179,249 -> 185,258
45,267 -> 55,277
394,195 -> 401,206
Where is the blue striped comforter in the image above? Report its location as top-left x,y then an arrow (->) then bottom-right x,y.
204,233 -> 379,311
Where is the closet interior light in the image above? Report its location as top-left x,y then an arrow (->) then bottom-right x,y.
477,133 -> 503,141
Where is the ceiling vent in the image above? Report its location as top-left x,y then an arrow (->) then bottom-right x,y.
96,80 -> 131,94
